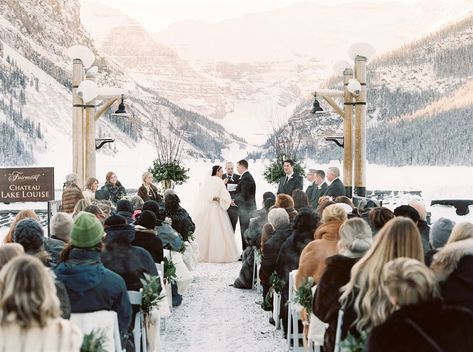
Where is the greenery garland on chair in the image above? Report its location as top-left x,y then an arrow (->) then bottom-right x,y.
264,271 -> 285,308
81,329 -> 107,352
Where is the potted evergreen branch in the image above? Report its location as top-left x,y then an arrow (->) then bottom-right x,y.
81,329 -> 107,352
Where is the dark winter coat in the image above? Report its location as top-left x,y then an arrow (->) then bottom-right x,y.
431,237 -> 473,312
44,237 -> 66,267
313,255 -> 359,352
54,279 -> 71,319
365,300 -> 473,352
165,197 -> 195,241
276,213 -> 317,335
424,248 -> 438,267
132,225 -> 164,263
137,184 -> 161,202
418,219 -> 431,256
102,182 -> 126,204
234,210 -> 269,289
116,210 -> 134,224
61,183 -> 84,213
54,249 -> 132,337
259,223 -> 293,285
101,224 -> 158,291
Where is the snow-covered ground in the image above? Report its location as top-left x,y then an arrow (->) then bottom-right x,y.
162,262 -> 286,352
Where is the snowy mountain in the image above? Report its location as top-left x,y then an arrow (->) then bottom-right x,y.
269,15 -> 473,166
0,0 -> 244,171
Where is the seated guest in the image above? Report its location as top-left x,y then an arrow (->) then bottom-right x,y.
259,208 -> 291,305
116,199 -> 134,224
313,218 -> 372,352
0,256 -> 83,352
368,207 -> 395,236
84,204 -> 107,224
234,195 -> 276,289
296,204 -> 348,288
101,214 -> 158,291
130,195 -> 144,220
133,210 -> 164,263
276,209 -> 320,335
292,189 -> 309,211
339,217 -> 424,340
366,258 -> 473,352
274,194 -> 298,222
61,173 -> 84,214
425,217 -> 455,266
46,212 -> 73,265
143,200 -> 183,251
83,177 -> 99,201
431,224 -> 473,312
55,212 -> 131,342
165,194 -> 195,241
3,209 -> 39,244
0,243 -> 24,270
137,172 -> 161,202
446,222 -> 473,244
394,204 -> 430,255
72,198 -> 92,218
101,171 -> 126,205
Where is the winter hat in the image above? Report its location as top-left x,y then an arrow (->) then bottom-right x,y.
117,199 -> 133,213
135,210 -> 157,230
71,212 -> 104,248
104,214 -> 127,228
263,192 -> 276,201
50,212 -> 73,242
430,217 -> 455,249
394,205 -> 420,223
13,218 -> 44,253
143,200 -> 160,217
95,189 -> 110,201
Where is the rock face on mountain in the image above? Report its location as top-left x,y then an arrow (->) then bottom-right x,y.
270,16 -> 473,166
0,0 -> 243,167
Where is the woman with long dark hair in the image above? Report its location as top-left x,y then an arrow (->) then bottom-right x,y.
193,165 -> 239,262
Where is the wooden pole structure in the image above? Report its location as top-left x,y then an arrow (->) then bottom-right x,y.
354,55 -> 367,197
84,76 -> 96,184
343,68 -> 354,198
72,59 -> 84,187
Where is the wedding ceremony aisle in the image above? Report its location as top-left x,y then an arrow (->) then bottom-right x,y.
162,262 -> 287,352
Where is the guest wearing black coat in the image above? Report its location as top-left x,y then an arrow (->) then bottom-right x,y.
365,258 -> 473,352
165,194 -> 195,241
116,199 -> 134,224
323,167 -> 346,198
101,215 -> 158,291
276,209 -> 320,335
132,210 -> 164,264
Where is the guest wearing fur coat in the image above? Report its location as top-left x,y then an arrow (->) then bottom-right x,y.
296,204 -> 348,288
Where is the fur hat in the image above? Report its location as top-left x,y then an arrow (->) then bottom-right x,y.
13,218 -> 44,253
135,210 -> 157,230
394,205 -> 420,223
104,214 -> 127,228
71,212 -> 104,248
430,217 -> 455,249
50,212 -> 73,242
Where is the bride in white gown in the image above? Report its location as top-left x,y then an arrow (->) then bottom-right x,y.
194,165 -> 240,263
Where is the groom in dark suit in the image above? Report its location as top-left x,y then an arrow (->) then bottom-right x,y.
222,161 -> 240,231
277,159 -> 303,196
234,159 -> 256,251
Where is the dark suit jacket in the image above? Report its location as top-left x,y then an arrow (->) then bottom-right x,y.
277,173 -> 303,196
323,178 -> 346,198
307,182 -> 328,209
234,171 -> 256,214
306,182 -> 317,207
222,173 -> 240,199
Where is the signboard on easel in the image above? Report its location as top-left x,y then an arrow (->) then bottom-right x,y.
0,167 -> 54,203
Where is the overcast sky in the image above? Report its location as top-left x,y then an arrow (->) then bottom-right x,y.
94,0 -> 413,32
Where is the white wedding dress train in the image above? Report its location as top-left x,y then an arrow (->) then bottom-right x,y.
193,176 -> 239,263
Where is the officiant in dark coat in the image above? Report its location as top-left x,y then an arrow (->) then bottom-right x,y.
223,161 -> 240,231
234,159 -> 256,251
277,160 -> 303,196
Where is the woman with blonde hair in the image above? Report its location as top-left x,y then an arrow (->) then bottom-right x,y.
446,222 -> 473,244
296,204 -> 348,287
137,171 -> 161,202
82,177 -> 99,200
339,217 -> 423,339
3,209 -> 39,244
366,258 -> 473,351
0,256 -> 82,351
0,243 -> 24,270
71,198 -> 92,218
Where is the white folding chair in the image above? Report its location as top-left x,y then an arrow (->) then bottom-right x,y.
128,290 -> 147,352
272,291 -> 282,330
334,309 -> 345,352
70,310 -> 122,352
155,261 -> 164,276
287,270 -> 304,351
252,247 -> 262,293
307,285 -> 328,352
